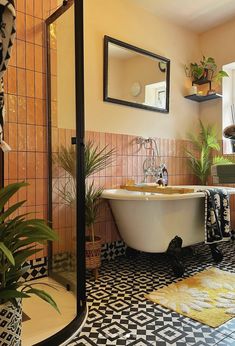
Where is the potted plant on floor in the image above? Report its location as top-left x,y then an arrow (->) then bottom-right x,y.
0,182 -> 59,346
186,120 -> 233,185
55,141 -> 115,278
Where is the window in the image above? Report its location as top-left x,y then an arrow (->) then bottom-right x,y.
222,62 -> 235,154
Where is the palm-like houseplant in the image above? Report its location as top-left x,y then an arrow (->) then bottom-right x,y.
55,141 -> 115,277
186,120 -> 232,185
0,182 -> 59,345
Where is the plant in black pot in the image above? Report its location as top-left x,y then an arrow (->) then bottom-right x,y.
55,141 -> 115,279
185,56 -> 228,94
0,182 -> 59,346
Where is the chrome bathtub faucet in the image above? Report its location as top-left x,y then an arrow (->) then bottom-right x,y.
136,136 -> 167,185
143,160 -> 165,185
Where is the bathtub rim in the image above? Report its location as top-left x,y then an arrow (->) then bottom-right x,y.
102,185 -> 235,201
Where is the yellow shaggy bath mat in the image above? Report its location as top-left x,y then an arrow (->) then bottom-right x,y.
145,267 -> 235,327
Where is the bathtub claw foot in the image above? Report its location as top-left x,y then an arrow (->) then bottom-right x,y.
210,244 -> 223,263
167,236 -> 184,277
171,259 -> 185,277
231,230 -> 235,241
167,236 -> 183,256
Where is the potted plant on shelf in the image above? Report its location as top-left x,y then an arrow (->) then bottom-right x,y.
0,182 -> 59,346
185,56 -> 228,95
55,141 -> 115,279
185,56 -> 228,82
186,120 -> 233,185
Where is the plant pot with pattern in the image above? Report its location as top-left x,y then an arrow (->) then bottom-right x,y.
0,182 -> 59,346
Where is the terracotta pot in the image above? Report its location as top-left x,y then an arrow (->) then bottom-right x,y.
85,236 -> 101,270
0,298 -> 22,346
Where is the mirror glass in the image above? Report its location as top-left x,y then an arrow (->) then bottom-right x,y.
104,36 -> 170,113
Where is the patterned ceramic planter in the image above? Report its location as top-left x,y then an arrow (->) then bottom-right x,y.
0,299 -> 22,346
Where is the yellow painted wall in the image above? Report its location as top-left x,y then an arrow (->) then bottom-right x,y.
199,17 -> 235,133
84,0 -> 200,139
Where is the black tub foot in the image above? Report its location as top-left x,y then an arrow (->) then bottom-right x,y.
210,243 -> 223,263
171,258 -> 185,277
126,247 -> 139,258
231,230 -> 235,241
167,236 -> 185,277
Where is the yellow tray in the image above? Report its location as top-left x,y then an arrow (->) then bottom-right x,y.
120,185 -> 194,194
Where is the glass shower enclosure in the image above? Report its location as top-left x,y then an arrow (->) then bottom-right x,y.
43,0 -> 86,344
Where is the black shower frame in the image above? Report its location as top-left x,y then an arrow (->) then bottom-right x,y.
36,0 -> 87,345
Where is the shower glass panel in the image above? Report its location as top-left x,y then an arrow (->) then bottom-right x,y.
48,2 -> 77,317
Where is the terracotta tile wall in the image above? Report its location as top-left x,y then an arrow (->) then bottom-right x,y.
4,0 -> 60,259
51,128 -> 76,257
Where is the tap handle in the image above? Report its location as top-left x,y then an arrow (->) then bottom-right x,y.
162,164 -> 168,186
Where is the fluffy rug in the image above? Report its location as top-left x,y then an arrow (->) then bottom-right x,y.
145,267 -> 235,327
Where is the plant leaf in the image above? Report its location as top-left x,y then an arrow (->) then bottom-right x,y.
0,182 -> 28,213
213,156 -> 233,164
0,242 -> 15,265
24,287 -> 60,313
0,289 -> 30,301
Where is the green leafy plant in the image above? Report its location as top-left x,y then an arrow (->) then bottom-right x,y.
55,141 -> 115,241
186,120 -> 233,185
0,182 -> 59,312
85,182 -> 103,243
185,56 -> 229,83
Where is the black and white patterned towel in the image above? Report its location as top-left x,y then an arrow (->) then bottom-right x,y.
204,188 -> 231,244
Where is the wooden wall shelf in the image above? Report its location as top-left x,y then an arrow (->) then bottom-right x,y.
184,93 -> 222,103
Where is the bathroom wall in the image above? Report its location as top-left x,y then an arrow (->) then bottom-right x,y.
4,0 -> 59,260
84,0 -> 200,139
199,17 -> 235,132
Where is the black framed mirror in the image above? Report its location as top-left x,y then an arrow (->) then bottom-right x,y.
104,36 -> 170,113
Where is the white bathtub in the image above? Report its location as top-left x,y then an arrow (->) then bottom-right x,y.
102,186 -> 235,253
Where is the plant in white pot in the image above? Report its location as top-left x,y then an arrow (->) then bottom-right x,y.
55,141 -> 115,279
0,182 -> 59,346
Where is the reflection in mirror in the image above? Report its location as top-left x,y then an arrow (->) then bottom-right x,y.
104,36 -> 170,113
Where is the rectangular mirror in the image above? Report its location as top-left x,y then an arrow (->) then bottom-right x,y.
104,35 -> 170,113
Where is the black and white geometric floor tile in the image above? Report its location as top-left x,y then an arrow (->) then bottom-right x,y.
69,241 -> 235,345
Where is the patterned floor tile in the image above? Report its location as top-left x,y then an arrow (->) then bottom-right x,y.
216,336 -> 235,345
70,241 -> 235,346
216,318 -> 235,336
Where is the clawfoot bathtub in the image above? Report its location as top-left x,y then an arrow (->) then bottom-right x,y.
102,186 -> 235,276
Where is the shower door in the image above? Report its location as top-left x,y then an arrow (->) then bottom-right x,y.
44,0 -> 86,344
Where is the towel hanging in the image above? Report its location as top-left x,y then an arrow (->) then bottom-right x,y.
204,188 -> 231,244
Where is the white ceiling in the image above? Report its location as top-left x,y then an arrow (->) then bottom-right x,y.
133,0 -> 235,33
